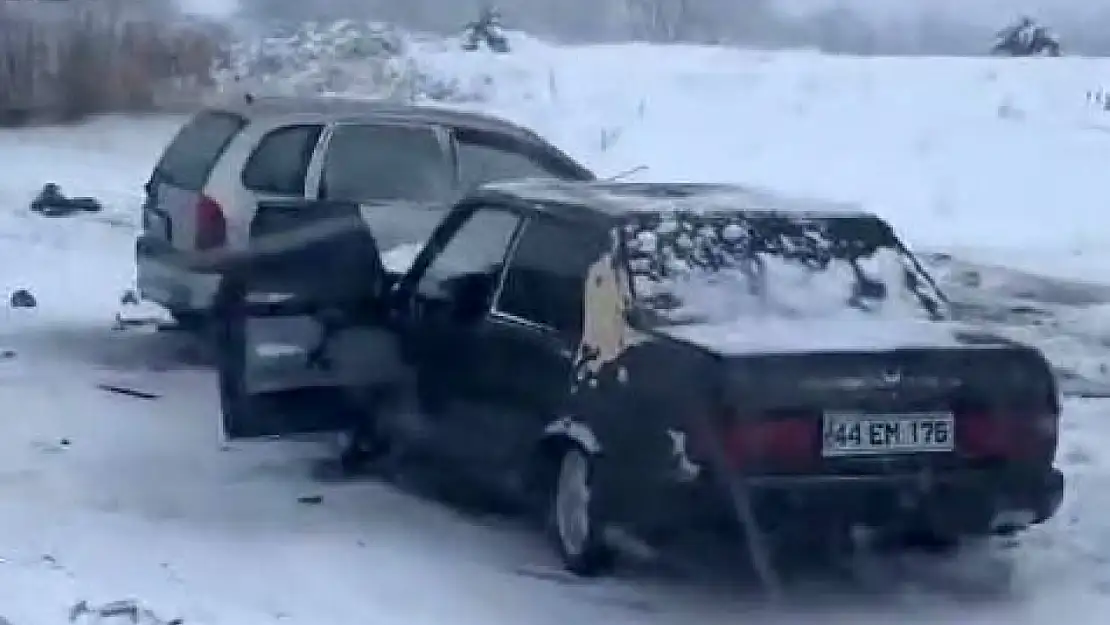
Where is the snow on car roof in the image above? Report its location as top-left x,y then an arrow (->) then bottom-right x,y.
483,179 -> 871,219
210,95 -> 552,146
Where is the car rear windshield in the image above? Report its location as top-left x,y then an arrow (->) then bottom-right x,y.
153,110 -> 246,190
623,212 -> 946,327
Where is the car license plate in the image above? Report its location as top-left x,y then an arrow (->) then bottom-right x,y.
821,412 -> 954,457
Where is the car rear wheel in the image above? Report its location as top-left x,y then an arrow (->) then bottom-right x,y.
549,446 -> 616,576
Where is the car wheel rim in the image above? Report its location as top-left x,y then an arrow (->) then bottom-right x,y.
555,449 -> 592,558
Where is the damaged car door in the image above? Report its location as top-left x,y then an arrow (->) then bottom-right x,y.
393,206 -> 607,489
464,217 -> 608,475
215,198 -> 404,440
391,201 -> 525,465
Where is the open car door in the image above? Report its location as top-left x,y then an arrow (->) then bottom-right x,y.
216,199 -> 404,440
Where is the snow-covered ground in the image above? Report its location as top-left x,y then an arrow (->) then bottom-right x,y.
2,38 -> 1110,625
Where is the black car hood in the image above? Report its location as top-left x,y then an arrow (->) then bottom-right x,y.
654,316 -> 1019,356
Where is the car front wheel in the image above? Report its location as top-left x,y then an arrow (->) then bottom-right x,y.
549,446 -> 615,576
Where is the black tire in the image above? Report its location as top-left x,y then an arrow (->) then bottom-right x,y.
898,529 -> 962,554
548,446 -> 616,576
336,389 -> 392,476
871,526 -> 962,555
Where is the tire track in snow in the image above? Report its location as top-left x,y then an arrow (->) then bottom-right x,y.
925,253 -> 1110,396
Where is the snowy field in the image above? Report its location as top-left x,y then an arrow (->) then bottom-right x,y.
2,38 -> 1110,624
414,40 -> 1110,281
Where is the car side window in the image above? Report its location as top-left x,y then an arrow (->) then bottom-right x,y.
241,124 -> 323,195
321,124 -> 454,202
454,128 -> 588,191
416,206 -> 522,300
495,218 -> 604,339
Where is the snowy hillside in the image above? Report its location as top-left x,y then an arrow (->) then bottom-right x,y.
409,37 -> 1110,282
2,35 -> 1110,625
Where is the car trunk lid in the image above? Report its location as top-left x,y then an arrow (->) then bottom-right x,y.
657,322 -> 1060,477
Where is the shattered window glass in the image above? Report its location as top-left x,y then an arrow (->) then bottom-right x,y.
622,211 -> 946,326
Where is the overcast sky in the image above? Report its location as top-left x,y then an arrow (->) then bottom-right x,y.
176,0 -> 236,18
174,0 -> 1110,55
179,0 -> 1110,22
780,0 -> 1110,24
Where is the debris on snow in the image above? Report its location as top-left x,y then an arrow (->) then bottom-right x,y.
113,297 -> 173,331
96,384 -> 162,400
29,183 -> 103,217
9,289 -> 36,309
69,600 -> 182,625
32,439 -> 70,454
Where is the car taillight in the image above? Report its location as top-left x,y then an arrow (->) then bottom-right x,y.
957,412 -> 1058,461
195,194 -> 226,250
719,416 -> 816,472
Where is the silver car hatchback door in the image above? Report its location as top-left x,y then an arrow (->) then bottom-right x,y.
144,110 -> 246,251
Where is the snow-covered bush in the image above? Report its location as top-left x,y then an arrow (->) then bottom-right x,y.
1087,90 -> 1110,112
0,9 -> 506,125
213,20 -> 482,104
0,0 -> 229,125
991,16 -> 1061,57
461,6 -> 510,53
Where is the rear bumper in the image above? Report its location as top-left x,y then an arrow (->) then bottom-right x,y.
747,467 -> 1063,536
135,236 -> 221,313
626,465 -> 1065,538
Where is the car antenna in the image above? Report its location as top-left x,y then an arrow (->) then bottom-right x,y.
604,165 -> 648,182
